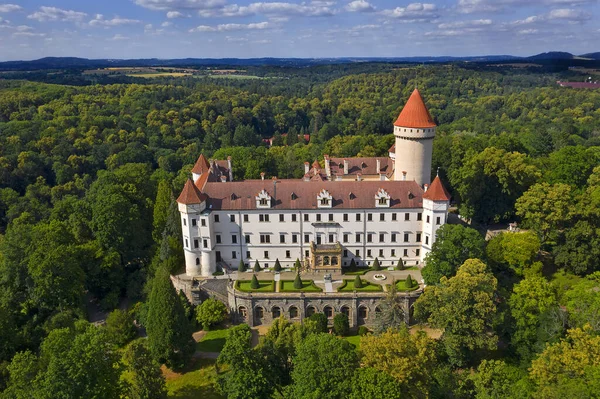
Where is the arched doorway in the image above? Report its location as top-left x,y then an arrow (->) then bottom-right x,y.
254,306 -> 264,325
272,306 -> 281,319
340,305 -> 350,318
324,306 -> 333,319
238,306 -> 247,321
289,306 -> 299,319
306,305 -> 316,317
358,306 -> 368,325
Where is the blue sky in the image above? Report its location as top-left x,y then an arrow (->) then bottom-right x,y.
0,0 -> 598,60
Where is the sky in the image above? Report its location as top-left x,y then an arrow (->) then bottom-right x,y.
0,0 -> 598,60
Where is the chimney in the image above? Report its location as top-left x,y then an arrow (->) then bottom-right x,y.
304,162 -> 310,174
343,160 -> 349,175
356,173 -> 362,182
227,156 -> 233,181
402,171 -> 407,181
424,184 -> 429,192
376,159 -> 381,174
261,172 -> 265,181
324,155 -> 330,177
220,175 -> 227,183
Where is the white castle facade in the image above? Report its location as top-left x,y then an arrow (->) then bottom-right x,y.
177,89 -> 451,277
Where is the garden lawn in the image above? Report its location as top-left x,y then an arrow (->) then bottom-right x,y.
396,280 -> 419,292
280,280 -> 322,292
342,334 -> 361,349
196,328 -> 229,352
236,280 -> 275,292
338,280 -> 383,292
164,359 -> 223,399
343,267 -> 373,275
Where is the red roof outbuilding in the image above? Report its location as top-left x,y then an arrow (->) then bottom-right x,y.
177,178 -> 208,205
423,176 -> 451,201
394,88 -> 437,129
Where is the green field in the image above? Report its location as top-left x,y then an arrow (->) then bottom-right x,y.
164,359 -> 223,399
206,74 -> 263,80
196,328 -> 229,352
338,279 -> 383,292
235,280 -> 275,292
396,280 -> 420,292
127,72 -> 193,78
279,280 -> 322,292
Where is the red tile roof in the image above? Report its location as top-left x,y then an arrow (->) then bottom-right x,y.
201,179 -> 424,210
394,89 -> 437,128
389,144 -> 395,153
328,157 -> 392,176
191,154 -> 210,175
423,176 -> 451,201
177,178 -> 208,204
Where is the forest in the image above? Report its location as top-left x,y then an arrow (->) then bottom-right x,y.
0,64 -> 599,398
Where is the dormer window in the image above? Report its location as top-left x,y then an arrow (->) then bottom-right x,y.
256,189 -> 271,209
317,189 -> 333,209
375,188 -> 391,208
291,192 -> 298,200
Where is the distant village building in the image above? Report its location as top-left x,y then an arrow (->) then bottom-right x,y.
177,89 -> 450,277
556,80 -> 600,89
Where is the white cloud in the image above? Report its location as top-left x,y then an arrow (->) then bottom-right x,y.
15,25 -> 33,32
161,21 -> 173,27
518,29 -> 538,35
199,1 -> 335,17
12,31 -> 46,38
381,3 -> 439,21
189,21 -> 271,32
166,11 -> 188,18
27,6 -> 87,22
111,34 -> 129,41
547,8 -> 590,21
226,36 -> 249,42
438,19 -> 491,29
89,15 -> 142,27
0,4 -> 21,13
134,0 -> 226,11
346,0 -> 375,12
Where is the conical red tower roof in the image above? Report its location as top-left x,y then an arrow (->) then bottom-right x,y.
423,175 -> 451,201
394,89 -> 437,128
191,154 -> 211,175
177,178 -> 208,204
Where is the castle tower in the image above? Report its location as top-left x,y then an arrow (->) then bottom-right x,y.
393,89 -> 437,186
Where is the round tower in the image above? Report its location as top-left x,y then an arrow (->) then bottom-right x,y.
393,89 -> 437,187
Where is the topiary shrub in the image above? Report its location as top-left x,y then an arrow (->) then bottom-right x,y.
254,259 -> 261,272
357,326 -> 369,336
309,313 -> 328,333
294,273 -> 303,289
406,274 -> 413,288
396,258 -> 404,271
274,258 -> 282,272
238,259 -> 246,272
354,275 -> 363,289
333,313 -> 350,336
294,258 -> 302,271
250,274 -> 260,289
372,257 -> 380,271
349,258 -> 357,270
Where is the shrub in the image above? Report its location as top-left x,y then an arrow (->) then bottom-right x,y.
333,313 -> 350,336
396,259 -> 404,271
354,276 -> 363,289
254,259 -> 261,272
309,313 -> 328,333
195,297 -> 228,331
406,274 -> 414,288
372,257 -> 380,271
295,258 -> 302,271
105,309 -> 137,347
349,258 -> 357,269
238,259 -> 246,272
358,326 -> 369,336
294,273 -> 303,289
250,274 -> 260,289
274,258 -> 282,272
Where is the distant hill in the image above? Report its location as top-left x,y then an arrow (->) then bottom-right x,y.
527,52 -> 574,60
0,52 -> 598,71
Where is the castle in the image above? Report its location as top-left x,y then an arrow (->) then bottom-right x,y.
176,89 -> 450,278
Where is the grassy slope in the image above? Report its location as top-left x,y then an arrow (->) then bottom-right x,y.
164,359 -> 223,399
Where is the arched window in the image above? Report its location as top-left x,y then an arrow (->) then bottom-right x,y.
341,306 -> 350,317
255,307 -> 264,319
238,306 -> 247,319
306,306 -> 316,317
331,256 -> 338,265
289,306 -> 299,319
324,306 -> 333,319
196,258 -> 200,265
323,256 -> 330,265
358,306 -> 368,319
272,306 -> 281,319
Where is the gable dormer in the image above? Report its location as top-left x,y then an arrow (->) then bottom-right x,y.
255,189 -> 272,209
375,188 -> 391,208
317,189 -> 333,209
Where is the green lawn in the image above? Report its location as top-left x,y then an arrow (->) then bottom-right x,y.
196,328 -> 229,352
165,358 -> 223,399
396,280 -> 420,291
235,280 -> 275,292
280,280 -> 322,292
338,279 -> 383,292
343,267 -> 373,275
342,334 -> 361,349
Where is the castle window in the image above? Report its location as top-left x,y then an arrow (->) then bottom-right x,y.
391,233 -> 396,242
404,233 -> 409,242
437,216 -> 441,225
194,239 -> 199,248
259,214 -> 270,222
305,250 -> 309,257
416,233 -> 421,242
316,214 -> 321,222
426,236 -> 429,245
255,307 -> 264,319
264,251 -> 269,259
203,239 -> 208,248
368,213 -> 373,221
379,249 -> 384,258
405,213 -> 410,221
214,215 -> 220,223
426,215 -> 430,223
343,234 -> 349,243
404,249 -> 408,257
392,213 -> 397,221
246,251 -> 251,259
289,306 -> 299,318
379,233 -> 384,243
356,250 -> 360,257
280,234 -> 285,244
201,218 -> 206,227
306,306 -> 316,317
232,235 -> 237,244
280,214 -> 285,222
367,250 -> 372,258
324,306 -> 333,319
329,234 -> 334,243
286,250 -> 291,258
343,250 -> 348,257
356,233 -> 361,243
391,249 -> 396,257
343,214 -> 348,222
417,213 -> 422,221
192,219 -> 197,226
367,233 -> 373,243
304,214 -> 309,222
378,198 -> 387,205
260,198 -> 268,206
230,214 -> 235,223
329,214 -> 334,222
291,192 -> 298,200
196,258 -> 200,265
232,251 -> 237,259
239,306 -> 247,319
380,213 -> 385,221
256,189 -> 272,208
292,234 -> 298,243
320,198 -> 329,206
292,214 -> 297,222
244,215 -> 249,222
183,218 -> 187,226
331,256 -> 338,265
356,213 -> 361,222
216,235 -> 222,244
260,235 -> 270,244
245,235 -> 250,244
416,249 -> 421,257
304,234 -> 309,243
317,189 -> 333,209
185,239 -> 188,247
272,307 -> 281,319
